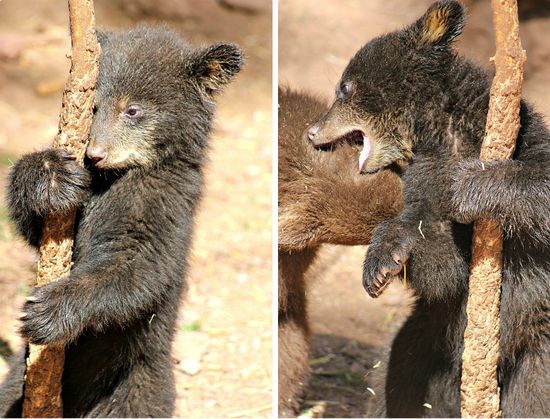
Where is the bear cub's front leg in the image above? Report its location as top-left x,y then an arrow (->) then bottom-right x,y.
362,219 -> 418,297
8,149 -> 92,344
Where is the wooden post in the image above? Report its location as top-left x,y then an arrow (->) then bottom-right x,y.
22,0 -> 100,416
460,0 -> 526,417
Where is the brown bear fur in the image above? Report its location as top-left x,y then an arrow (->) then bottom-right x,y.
278,87 -> 403,416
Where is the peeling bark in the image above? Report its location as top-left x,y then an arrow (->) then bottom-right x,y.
460,0 -> 526,417
22,0 -> 100,417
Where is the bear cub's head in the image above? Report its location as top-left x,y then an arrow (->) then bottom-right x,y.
87,25 -> 243,171
308,0 -> 465,174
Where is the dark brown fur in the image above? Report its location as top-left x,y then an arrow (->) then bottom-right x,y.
278,87 -> 402,416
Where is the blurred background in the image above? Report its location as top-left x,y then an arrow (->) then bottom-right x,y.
279,0 -> 550,417
0,1 -> 271,417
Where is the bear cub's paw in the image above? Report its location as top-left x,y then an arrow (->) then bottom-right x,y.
362,226 -> 413,298
10,149 -> 91,216
20,281 -> 72,345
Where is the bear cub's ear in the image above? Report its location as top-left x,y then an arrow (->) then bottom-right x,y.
415,0 -> 465,47
189,43 -> 244,93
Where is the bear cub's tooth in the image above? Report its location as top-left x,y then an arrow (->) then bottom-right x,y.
359,135 -> 371,172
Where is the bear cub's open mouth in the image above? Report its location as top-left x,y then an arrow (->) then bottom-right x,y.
313,129 -> 364,151
312,129 -> 372,172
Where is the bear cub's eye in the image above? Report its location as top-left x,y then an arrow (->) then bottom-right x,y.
124,104 -> 144,120
337,82 -> 354,100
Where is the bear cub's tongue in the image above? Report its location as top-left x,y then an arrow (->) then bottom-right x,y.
358,135 -> 371,172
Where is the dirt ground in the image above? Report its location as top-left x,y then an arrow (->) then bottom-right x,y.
0,1 -> 271,418
279,1 -> 550,417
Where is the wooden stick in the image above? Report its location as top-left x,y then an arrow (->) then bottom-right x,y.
22,0 -> 100,416
460,0 -> 525,417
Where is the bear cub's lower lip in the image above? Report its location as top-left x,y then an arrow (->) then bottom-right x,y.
358,135 -> 372,172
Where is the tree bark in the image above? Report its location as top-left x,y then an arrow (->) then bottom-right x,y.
460,0 -> 526,417
22,1 -> 100,417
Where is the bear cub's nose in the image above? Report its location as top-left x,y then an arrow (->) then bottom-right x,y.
87,146 -> 107,165
307,125 -> 320,141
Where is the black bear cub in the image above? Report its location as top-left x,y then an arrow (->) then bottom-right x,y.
309,1 -> 550,417
0,26 -> 242,417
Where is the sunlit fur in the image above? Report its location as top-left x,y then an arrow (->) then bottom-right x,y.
278,88 -> 403,416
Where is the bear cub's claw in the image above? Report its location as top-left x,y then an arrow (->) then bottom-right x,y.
362,224 -> 414,298
363,249 -> 408,298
